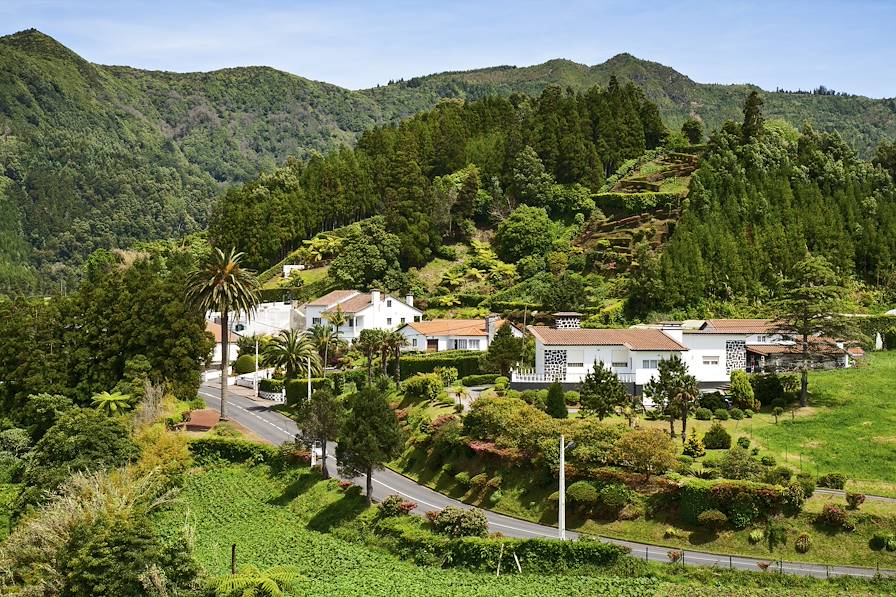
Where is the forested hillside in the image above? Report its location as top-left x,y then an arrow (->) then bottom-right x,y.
2,28 -> 896,294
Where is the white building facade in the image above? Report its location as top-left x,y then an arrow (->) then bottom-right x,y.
398,315 -> 523,352
301,290 -> 423,341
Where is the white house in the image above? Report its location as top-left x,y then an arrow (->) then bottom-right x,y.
206,321 -> 239,365
208,301 -> 301,338
300,289 -> 423,341
515,315 -> 855,393
398,315 -> 523,352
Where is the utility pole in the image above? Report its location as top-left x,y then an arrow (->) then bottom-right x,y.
307,354 -> 312,400
254,337 -> 259,399
558,435 -> 577,540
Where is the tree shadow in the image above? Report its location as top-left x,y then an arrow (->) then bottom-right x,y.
686,528 -> 719,546
268,472 -> 321,506
306,489 -> 367,533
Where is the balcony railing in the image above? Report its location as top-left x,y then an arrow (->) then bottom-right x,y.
511,369 -> 635,385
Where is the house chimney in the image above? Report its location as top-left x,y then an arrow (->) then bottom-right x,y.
405,294 -> 414,307
486,314 -> 498,344
371,289 -> 381,307
660,323 -> 684,344
553,312 -> 582,329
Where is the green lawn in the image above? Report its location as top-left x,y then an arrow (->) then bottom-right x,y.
262,264 -> 329,289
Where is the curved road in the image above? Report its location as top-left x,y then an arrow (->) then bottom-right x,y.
198,384 -> 894,580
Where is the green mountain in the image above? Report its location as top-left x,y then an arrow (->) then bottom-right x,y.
2,28 -> 895,292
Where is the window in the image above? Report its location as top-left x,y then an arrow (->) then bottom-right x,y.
348,318 -> 354,328
400,317 -> 405,324
757,335 -> 769,343
387,317 -> 392,325
386,299 -> 392,307
702,355 -> 720,366
312,317 -> 321,326
642,359 -> 659,369
469,339 -> 480,350
611,350 -> 628,368
235,324 -> 245,332
412,338 -> 417,348
413,316 -> 421,322
567,350 -> 584,368
612,361 -> 628,368
454,339 -> 469,350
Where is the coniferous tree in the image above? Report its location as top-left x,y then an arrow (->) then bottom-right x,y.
482,323 -> 522,377
579,361 -> 629,420
545,382 -> 568,419
741,90 -> 765,142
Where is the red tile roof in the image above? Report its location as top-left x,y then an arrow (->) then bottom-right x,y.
206,321 -> 237,343
324,292 -> 371,314
746,339 -> 845,356
406,318 -> 513,337
528,326 -> 688,351
306,290 -> 358,307
700,319 -> 777,334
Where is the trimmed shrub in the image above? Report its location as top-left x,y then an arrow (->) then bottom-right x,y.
403,373 -> 444,402
766,518 -> 788,549
698,392 -> 727,412
486,475 -> 503,490
433,366 -> 459,386
188,437 -> 279,466
489,490 -> 504,505
702,422 -> 731,450
764,466 -> 793,486
461,374 -> 499,387
564,391 -> 580,406
400,351 -> 482,379
682,430 -> 705,458
233,354 -> 257,375
470,473 -> 488,489
454,472 -> 471,487
795,533 -> 812,553
430,506 -> 488,537
713,408 -> 729,421
258,378 -> 284,393
697,509 -> 728,530
285,378 -> 332,407
818,472 -> 846,489
748,529 -> 764,544
695,407 -> 712,421
737,436 -> 750,449
567,481 -> 599,508
494,376 -> 510,391
729,408 -> 744,421
599,484 -> 633,513
750,447 -> 760,456
743,409 -> 754,418
331,372 -> 345,395
759,455 -> 776,467
679,479 -> 792,526
846,492 -> 866,510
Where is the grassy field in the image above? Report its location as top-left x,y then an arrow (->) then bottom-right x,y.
262,264 -> 330,289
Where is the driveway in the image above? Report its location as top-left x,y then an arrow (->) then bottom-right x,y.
198,383 -> 894,579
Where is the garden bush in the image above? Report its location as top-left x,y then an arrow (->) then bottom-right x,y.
702,422 -> 731,449
599,484 -> 633,513
796,473 -> 816,499
697,509 -> 728,531
564,391 -> 580,406
698,392 -> 727,412
489,491 -> 503,505
400,351 -> 482,379
846,492 -> 866,510
816,503 -> 851,529
737,436 -> 750,449
433,367 -> 459,386
871,531 -> 895,550
285,378 -> 332,406
258,378 -> 284,393
454,472 -> 471,487
766,518 -> 788,549
694,408 -> 712,421
331,372 -> 345,395
748,529 -> 765,544
720,446 -> 762,481
817,472 -> 847,489
713,408 -> 729,421
494,376 -> 510,391
470,473 -> 488,489
682,431 -> 705,458
232,354 -> 257,375
764,466 -> 793,486
429,506 -> 488,537
679,479 -> 791,526
188,437 -> 279,466
567,481 -> 599,508
486,475 -> 503,490
403,373 -> 444,402
743,409 -> 754,418
759,455 -> 776,467
729,408 -> 744,421
461,374 -> 499,387
378,494 -> 416,518
795,533 -> 812,553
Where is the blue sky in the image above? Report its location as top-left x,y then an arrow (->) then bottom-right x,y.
2,0 -> 893,97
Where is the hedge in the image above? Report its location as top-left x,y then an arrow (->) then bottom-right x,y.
679,479 -> 792,527
259,378 -> 284,393
233,354 -> 257,375
188,437 -> 279,465
593,192 -> 682,213
285,377 -> 333,406
378,518 -> 627,572
400,350 -> 482,379
461,374 -> 500,387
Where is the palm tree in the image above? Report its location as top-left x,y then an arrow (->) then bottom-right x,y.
264,330 -> 322,380
356,328 -> 386,383
309,324 -> 339,369
211,564 -> 302,597
323,304 -> 347,356
91,391 -> 132,416
186,247 -> 260,421
383,330 -> 408,384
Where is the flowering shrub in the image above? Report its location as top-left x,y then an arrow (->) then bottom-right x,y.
378,494 -> 417,518
338,481 -> 353,490
430,506 -> 488,537
816,503 -> 852,530
846,492 -> 866,510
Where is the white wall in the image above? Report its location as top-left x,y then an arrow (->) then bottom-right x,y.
211,341 -> 239,366
304,293 -> 421,341
534,341 -> 682,385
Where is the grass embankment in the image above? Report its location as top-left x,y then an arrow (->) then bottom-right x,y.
157,462 -> 896,596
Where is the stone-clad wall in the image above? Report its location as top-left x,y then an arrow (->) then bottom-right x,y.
726,340 -> 746,374
544,349 -> 567,380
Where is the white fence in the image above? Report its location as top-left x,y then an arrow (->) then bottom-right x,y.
511,369 -> 635,385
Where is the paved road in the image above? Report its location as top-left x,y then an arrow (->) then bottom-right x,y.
198,384 -> 894,580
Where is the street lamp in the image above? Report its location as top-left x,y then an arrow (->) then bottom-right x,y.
558,435 -> 577,540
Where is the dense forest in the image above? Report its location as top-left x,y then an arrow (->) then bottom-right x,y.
628,99 -> 896,315
3,28 -> 896,294
211,81 -> 666,270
